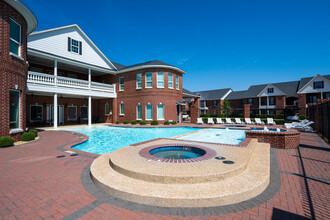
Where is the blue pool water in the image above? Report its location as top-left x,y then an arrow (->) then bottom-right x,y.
149,146 -> 206,159
66,126 -> 201,154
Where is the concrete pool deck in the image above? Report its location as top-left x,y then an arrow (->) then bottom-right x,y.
0,124 -> 329,219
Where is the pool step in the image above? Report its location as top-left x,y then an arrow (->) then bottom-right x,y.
90,140 -> 270,208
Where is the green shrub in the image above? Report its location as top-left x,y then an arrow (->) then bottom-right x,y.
28,129 -> 38,137
123,120 -> 129,124
116,120 -> 121,124
171,120 -> 177,125
140,120 -> 147,125
164,121 -> 170,125
131,120 -> 137,125
0,136 -> 15,148
299,115 -> 308,120
21,132 -> 35,141
151,120 -> 158,125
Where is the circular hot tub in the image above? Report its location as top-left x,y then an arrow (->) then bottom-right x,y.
149,146 -> 206,159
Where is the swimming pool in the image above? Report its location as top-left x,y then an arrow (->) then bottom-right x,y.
66,126 -> 201,154
177,128 -> 246,145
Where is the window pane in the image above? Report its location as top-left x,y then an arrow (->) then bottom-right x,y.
81,107 -> 88,119
119,77 -> 124,91
176,76 -> 179,89
157,73 -> 164,88
157,105 -> 164,120
136,74 -> 142,88
10,90 -> 20,129
10,19 -> 20,43
105,104 -> 110,114
68,107 -> 77,120
137,105 -> 142,119
120,103 -> 124,115
146,73 -> 152,87
146,105 -> 153,120
10,40 -> 19,55
168,74 -> 173,88
31,106 -> 43,121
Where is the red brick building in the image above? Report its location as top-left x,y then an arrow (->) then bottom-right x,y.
0,0 -> 37,140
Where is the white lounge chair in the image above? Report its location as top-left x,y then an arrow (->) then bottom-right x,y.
196,118 -> 204,124
287,121 -> 314,132
235,118 -> 244,124
285,120 -> 309,129
255,118 -> 265,125
267,118 -> 276,125
216,118 -> 224,124
225,118 -> 234,124
207,118 -> 214,124
245,118 -> 255,125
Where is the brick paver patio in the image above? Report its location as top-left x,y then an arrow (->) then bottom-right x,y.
0,128 -> 329,219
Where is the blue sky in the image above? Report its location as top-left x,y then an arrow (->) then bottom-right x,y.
25,0 -> 330,91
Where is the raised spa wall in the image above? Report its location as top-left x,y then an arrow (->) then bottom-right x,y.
245,129 -> 300,149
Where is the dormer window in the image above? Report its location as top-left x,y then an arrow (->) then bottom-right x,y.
68,37 -> 82,55
313,81 -> 324,89
267,88 -> 274,93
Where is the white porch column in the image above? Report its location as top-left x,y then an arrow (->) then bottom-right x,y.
88,96 -> 92,126
258,97 -> 261,114
88,68 -> 91,89
54,93 -> 58,128
54,60 -> 58,86
266,96 -> 269,114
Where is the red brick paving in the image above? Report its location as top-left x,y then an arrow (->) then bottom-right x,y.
0,129 -> 329,219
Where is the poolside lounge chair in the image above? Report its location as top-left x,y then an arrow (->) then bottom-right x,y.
207,118 -> 214,124
196,118 -> 204,124
225,118 -> 234,124
216,118 -> 224,124
255,118 -> 265,125
245,118 -> 255,125
285,121 -> 314,132
235,118 -> 244,124
284,120 -> 309,129
267,118 -> 276,125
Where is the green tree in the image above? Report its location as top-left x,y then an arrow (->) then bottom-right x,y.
221,100 -> 232,117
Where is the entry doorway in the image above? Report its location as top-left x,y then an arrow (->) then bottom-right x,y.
47,105 -> 64,125
177,105 -> 182,123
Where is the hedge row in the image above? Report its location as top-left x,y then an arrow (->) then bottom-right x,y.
0,129 -> 39,148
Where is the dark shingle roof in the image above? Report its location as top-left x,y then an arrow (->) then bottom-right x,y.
110,61 -> 126,70
195,88 -> 232,100
273,81 -> 299,95
119,60 -> 175,70
182,88 -> 198,97
298,75 -> 330,91
226,90 -> 248,100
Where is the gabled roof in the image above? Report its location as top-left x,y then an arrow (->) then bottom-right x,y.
182,88 -> 200,98
297,74 -> 330,92
226,90 -> 248,100
29,24 -> 118,71
272,81 -> 300,96
195,88 -> 232,100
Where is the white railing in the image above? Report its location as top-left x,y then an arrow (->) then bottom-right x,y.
27,71 -> 115,94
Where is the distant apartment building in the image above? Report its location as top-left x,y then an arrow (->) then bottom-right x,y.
185,74 -> 330,116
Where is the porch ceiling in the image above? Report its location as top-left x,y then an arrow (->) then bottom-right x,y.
26,91 -> 112,99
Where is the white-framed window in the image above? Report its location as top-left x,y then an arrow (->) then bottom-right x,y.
80,106 -> 88,120
9,90 -> 20,129
119,77 -> 124,91
136,73 -> 142,89
248,98 -> 253,104
67,106 -> 77,120
313,81 -> 324,89
157,104 -> 165,120
176,75 -> 179,90
157,72 -> 164,88
30,105 -> 43,122
168,73 -> 173,89
10,18 -> 21,57
269,97 -> 275,105
213,100 -> 217,106
145,73 -> 153,88
267,88 -> 274,93
68,37 -> 82,55
136,105 -> 142,120
105,103 -> 110,115
146,104 -> 153,120
120,103 -> 125,115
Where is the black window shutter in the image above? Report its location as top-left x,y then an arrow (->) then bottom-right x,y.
68,37 -> 71,51
79,41 -> 82,55
313,82 -> 316,89
322,81 -> 324,88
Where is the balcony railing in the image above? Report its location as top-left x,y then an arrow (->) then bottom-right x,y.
27,71 -> 115,94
